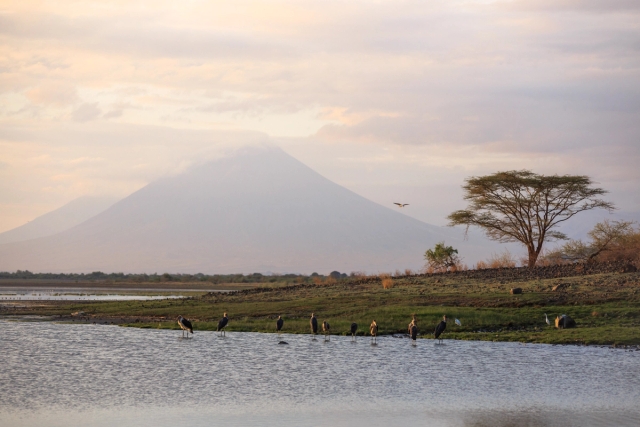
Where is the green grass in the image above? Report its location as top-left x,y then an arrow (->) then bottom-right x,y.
5,271 -> 640,346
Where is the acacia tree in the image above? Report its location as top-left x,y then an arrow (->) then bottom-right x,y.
447,170 -> 614,268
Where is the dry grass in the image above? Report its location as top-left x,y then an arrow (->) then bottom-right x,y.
379,273 -> 394,289
450,262 -> 468,272
477,250 -> 518,269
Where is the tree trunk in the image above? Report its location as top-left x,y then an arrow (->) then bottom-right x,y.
527,249 -> 538,268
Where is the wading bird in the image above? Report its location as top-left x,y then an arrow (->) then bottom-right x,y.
394,203 -> 409,208
434,315 -> 447,344
350,322 -> 358,341
276,315 -> 284,333
370,320 -> 378,344
310,313 -> 318,337
408,315 -> 418,335
177,315 -> 193,338
544,313 -> 551,326
410,324 -> 418,345
217,312 -> 228,336
322,321 -> 331,341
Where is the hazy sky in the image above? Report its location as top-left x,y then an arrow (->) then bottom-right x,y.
1,0 -> 639,232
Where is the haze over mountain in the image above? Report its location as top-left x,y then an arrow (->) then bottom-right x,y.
0,196 -> 117,245
0,147 -> 508,274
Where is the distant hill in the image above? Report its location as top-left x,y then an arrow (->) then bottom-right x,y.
0,196 -> 117,245
0,147 -> 506,274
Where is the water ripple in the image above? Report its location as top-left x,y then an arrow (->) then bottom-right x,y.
1,321 -> 639,426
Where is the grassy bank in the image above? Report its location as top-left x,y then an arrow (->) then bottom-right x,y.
3,270 -> 639,346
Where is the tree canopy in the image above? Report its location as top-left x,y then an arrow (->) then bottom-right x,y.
424,242 -> 461,272
447,170 -> 614,268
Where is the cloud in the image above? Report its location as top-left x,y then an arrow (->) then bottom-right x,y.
103,109 -> 123,119
502,0 -> 640,12
72,103 -> 101,122
0,0 -> 639,229
25,82 -> 77,106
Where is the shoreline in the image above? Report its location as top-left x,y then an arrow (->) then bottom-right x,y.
1,268 -> 638,347
2,315 -> 639,350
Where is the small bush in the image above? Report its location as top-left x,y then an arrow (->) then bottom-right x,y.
450,262 -> 468,272
424,242 -> 461,272
379,273 -> 394,289
476,251 -> 517,269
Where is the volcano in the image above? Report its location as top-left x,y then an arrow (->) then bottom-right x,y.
0,146 -> 491,274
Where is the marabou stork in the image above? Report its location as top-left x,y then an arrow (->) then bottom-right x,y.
408,315 -> 418,335
217,312 -> 228,336
410,324 -> 418,345
322,321 -> 331,341
434,315 -> 447,344
276,315 -> 284,333
310,313 -> 318,338
350,322 -> 358,342
177,315 -> 193,338
276,315 -> 288,344
370,320 -> 378,344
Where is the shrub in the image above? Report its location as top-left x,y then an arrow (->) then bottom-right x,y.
475,251 -> 516,269
424,242 -> 461,272
545,220 -> 639,265
379,273 -> 394,289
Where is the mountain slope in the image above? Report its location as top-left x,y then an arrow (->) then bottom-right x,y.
0,147 -> 494,274
0,196 -> 118,245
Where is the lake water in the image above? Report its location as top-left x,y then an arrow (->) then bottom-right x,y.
0,293 -> 183,301
1,320 -> 639,427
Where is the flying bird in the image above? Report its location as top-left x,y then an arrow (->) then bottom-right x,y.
394,203 -> 409,208
350,322 -> 358,341
322,320 -> 331,341
370,320 -> 378,344
434,315 -> 447,344
217,312 -> 229,336
177,315 -> 193,338
310,313 -> 318,337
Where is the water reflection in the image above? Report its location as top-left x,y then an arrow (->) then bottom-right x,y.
1,321 -> 639,426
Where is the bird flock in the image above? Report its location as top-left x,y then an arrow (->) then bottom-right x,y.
177,312 -> 569,342
176,312 -> 466,344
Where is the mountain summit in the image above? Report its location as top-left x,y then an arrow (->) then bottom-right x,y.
0,147 -> 487,273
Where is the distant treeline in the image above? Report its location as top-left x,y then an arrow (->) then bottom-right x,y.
0,270 -> 350,283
